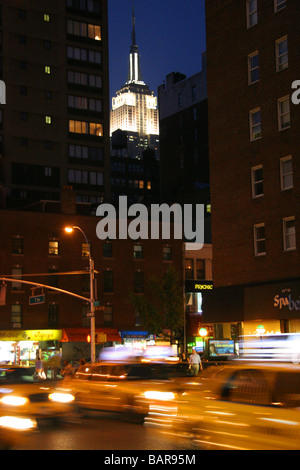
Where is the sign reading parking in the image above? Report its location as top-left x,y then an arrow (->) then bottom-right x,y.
29,294 -> 45,305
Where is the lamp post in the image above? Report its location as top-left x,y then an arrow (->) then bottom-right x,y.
65,225 -> 96,363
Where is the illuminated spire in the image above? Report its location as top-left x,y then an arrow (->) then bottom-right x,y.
127,0 -> 144,84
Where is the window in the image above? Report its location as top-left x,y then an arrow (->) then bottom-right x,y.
254,223 -> 266,256
133,244 -> 143,259
276,36 -> 288,71
103,270 -> 113,293
249,108 -> 261,141
178,93 -> 183,108
103,242 -> 112,258
283,217 -> 296,251
45,65 -> 51,74
134,271 -> 144,293
12,267 -> 23,290
278,96 -> 290,130
248,51 -> 259,84
43,13 -> 50,22
103,305 -> 113,326
45,116 -> 52,125
275,0 -> 286,12
185,259 -> 194,280
68,120 -> 103,137
81,242 -> 90,258
163,246 -> 172,261
196,259 -> 205,280
11,304 -> 22,328
280,156 -> 293,190
49,240 -> 59,255
48,268 -> 59,289
12,236 -> 23,254
67,19 -> 101,41
48,304 -> 59,328
251,165 -> 263,198
247,0 -> 258,28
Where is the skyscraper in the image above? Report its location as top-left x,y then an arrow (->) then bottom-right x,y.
0,0 -> 110,210
110,4 -> 159,160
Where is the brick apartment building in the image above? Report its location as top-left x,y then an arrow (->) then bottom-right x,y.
203,0 -> 300,337
0,0 -> 110,209
0,193 -> 184,364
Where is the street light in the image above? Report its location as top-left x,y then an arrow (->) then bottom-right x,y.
65,225 -> 96,363
199,327 -> 208,358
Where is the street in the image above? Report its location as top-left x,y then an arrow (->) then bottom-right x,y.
10,412 -> 201,452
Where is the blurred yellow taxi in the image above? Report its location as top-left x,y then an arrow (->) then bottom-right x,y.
171,362 -> 300,450
65,361 -> 188,423
0,365 -> 75,448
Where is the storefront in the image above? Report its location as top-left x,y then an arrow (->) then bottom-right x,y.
0,329 -> 62,366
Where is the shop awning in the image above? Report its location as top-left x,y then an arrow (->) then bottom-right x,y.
61,328 -> 122,343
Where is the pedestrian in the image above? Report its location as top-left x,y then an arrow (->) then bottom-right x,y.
189,348 -> 202,376
35,356 -> 46,380
61,359 -> 74,380
79,358 -> 86,366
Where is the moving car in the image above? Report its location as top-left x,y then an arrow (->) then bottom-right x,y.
0,365 -> 75,448
66,361 -> 189,422
171,363 -> 300,450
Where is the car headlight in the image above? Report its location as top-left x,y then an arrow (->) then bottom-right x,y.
48,392 -> 75,404
143,391 -> 176,401
0,396 -> 29,406
0,416 -> 36,431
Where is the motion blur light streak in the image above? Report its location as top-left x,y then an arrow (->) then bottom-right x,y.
0,416 -> 36,431
0,396 -> 29,406
259,417 -> 299,426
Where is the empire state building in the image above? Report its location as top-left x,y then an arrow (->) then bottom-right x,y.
110,5 -> 159,159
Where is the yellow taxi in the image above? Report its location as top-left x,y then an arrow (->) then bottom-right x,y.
170,362 -> 300,450
64,361 -> 188,423
0,365 -> 75,448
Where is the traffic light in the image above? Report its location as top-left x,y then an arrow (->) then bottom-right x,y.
87,334 -> 91,343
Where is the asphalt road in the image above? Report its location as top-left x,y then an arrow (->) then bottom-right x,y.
9,412 -> 201,452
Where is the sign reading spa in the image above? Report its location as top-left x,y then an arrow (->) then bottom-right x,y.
274,290 -> 300,311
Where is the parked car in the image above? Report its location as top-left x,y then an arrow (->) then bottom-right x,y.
0,365 -> 75,448
65,361 -> 190,422
169,362 -> 300,450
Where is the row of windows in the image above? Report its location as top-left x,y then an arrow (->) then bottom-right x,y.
67,70 -> 102,89
68,95 -> 102,113
111,178 -> 152,190
249,95 -> 291,141
251,156 -> 293,198
254,217 -> 296,256
10,302 -> 112,330
67,46 -> 101,65
9,268 -> 147,295
246,0 -> 286,29
67,168 -> 103,186
248,36 -> 288,84
69,119 -> 103,137
67,19 -> 101,41
11,238 -> 173,261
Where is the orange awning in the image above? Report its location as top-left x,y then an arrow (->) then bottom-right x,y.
61,327 -> 122,343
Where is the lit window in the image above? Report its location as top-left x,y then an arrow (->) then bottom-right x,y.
254,224 -> 266,256
276,36 -> 288,71
185,259 -> 194,279
49,241 -> 59,255
283,217 -> 296,251
248,51 -> 259,84
45,116 -> 52,125
45,65 -> 51,74
280,156 -> 293,190
249,108 -> 261,141
134,244 -> 143,259
12,267 -> 23,290
251,165 -> 263,198
277,96 -> 290,130
44,13 -> 50,22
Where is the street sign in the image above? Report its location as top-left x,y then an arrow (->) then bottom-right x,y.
29,294 -> 45,305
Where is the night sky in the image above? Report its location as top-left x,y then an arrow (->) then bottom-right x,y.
108,0 -> 206,102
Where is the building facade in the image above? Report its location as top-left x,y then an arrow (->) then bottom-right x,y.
158,55 -> 209,208
0,0 -> 110,210
0,197 -> 183,364
204,0 -> 300,337
110,5 -> 159,160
